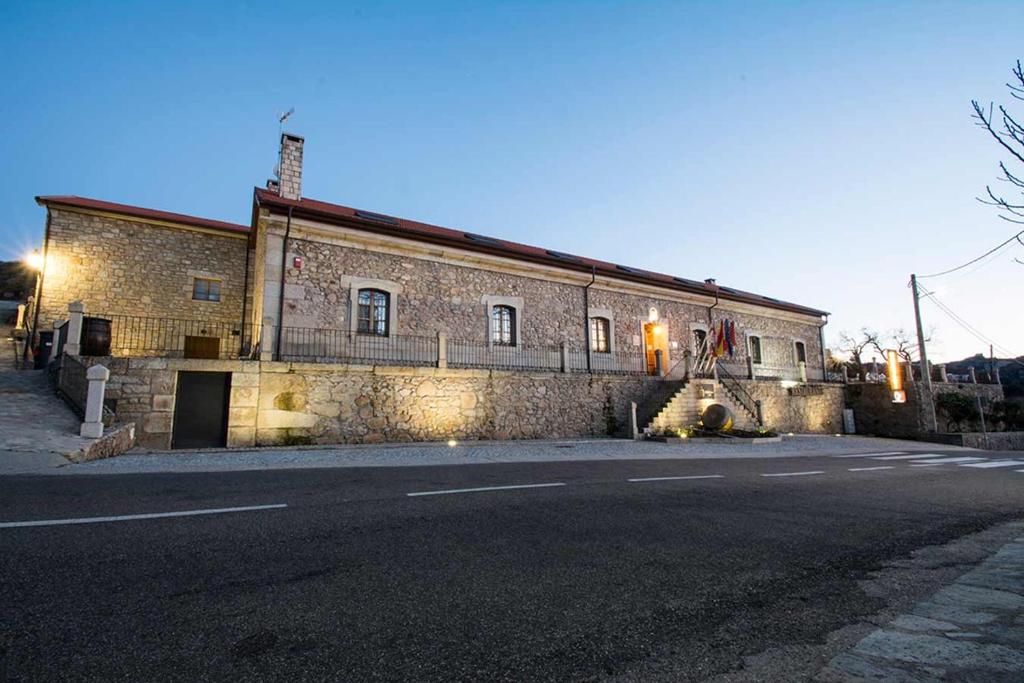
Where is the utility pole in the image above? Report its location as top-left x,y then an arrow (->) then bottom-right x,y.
910,274 -> 937,431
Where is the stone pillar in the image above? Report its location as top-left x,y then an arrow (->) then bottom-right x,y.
65,301 -> 85,356
437,333 -> 447,369
903,361 -> 914,384
260,317 -> 276,362
841,365 -> 849,384
630,401 -> 640,440
746,356 -> 754,380
937,364 -> 947,383
969,367 -> 977,384
80,364 -> 109,439
798,361 -> 807,383
15,303 -> 26,330
994,366 -> 1002,385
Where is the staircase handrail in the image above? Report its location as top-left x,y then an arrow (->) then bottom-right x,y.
715,362 -> 762,426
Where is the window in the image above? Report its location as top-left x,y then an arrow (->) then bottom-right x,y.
357,289 -> 390,336
590,317 -> 610,353
748,335 -> 763,364
794,341 -> 807,364
192,278 -> 221,302
491,305 -> 516,346
693,328 -> 708,354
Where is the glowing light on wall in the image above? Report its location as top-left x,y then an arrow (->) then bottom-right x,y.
887,349 -> 906,404
24,251 -> 42,271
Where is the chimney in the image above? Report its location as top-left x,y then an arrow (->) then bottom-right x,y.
704,278 -> 717,286
276,132 -> 304,200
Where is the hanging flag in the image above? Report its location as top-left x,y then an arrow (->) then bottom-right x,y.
715,320 -> 726,357
728,319 -> 738,357
724,320 -> 733,357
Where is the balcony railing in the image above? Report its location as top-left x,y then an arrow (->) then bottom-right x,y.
278,328 -> 438,367
91,314 -> 257,360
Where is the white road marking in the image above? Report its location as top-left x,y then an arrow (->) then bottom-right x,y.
872,454 -> 947,460
628,475 -> 724,483
761,471 -> 826,478
910,463 -> 945,467
0,504 -> 288,529
909,457 -> 986,464
848,466 -> 894,472
407,482 -> 566,497
834,452 -> 909,458
960,460 -> 1024,469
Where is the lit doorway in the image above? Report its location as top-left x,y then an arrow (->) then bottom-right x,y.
643,322 -> 670,375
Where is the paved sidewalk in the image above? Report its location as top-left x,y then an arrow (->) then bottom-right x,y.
46,434 -> 968,475
0,369 -> 89,474
823,524 -> 1024,682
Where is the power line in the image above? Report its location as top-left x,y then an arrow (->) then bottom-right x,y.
918,287 -> 1024,367
918,228 -> 1024,279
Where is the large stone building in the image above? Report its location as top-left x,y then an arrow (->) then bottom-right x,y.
30,133 -> 843,449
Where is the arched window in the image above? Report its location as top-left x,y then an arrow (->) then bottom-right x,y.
357,289 -> 390,336
590,317 -> 610,353
693,328 -> 708,354
491,305 -> 516,346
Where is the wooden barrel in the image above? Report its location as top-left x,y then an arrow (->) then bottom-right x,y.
80,317 -> 112,356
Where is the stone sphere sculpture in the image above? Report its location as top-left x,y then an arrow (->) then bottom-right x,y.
701,403 -> 734,431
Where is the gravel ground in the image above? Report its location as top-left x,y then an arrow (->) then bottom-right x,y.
51,434 -> 971,475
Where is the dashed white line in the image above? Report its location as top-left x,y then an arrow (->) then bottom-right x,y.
960,460 -> 1024,469
0,504 -> 288,529
910,463 -> 945,467
834,452 -> 909,458
761,470 -> 826,478
407,482 -> 566,497
910,457 -> 986,464
872,454 -> 947,460
848,466 -> 894,472
628,475 -> 724,483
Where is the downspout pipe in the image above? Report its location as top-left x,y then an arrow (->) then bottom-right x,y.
273,206 -> 293,361
239,232 -> 252,357
583,266 -> 596,373
819,316 -> 829,382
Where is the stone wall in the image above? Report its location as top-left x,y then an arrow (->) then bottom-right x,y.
86,356 -> 663,450
844,381 -> 1005,438
737,380 -> 845,434
39,208 -> 248,330
275,231 -> 825,381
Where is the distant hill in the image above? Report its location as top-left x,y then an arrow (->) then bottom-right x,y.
945,354 -> 1024,399
0,261 -> 33,301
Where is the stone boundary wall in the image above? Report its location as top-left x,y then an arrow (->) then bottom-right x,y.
920,431 -> 1024,450
735,380 -> 845,434
845,382 -> 1005,438
81,358 -> 848,450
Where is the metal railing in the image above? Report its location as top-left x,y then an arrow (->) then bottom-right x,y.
447,338 -> 562,372
714,362 -> 763,426
278,328 -> 437,367
90,314 -> 257,359
565,347 -> 647,375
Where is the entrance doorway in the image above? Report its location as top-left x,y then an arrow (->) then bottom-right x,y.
171,372 -> 230,449
643,322 -> 670,375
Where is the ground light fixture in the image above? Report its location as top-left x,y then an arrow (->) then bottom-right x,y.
447,439 -> 458,447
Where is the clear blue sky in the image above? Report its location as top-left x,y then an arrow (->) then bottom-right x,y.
4,1 -> 1023,361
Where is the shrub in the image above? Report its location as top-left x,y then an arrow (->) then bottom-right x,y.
935,392 -> 977,432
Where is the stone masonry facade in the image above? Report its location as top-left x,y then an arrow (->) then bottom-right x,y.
38,207 -> 248,331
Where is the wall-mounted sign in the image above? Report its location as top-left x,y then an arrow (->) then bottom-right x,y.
698,383 -> 716,399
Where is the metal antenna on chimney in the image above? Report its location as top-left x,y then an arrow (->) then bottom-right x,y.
278,107 -> 294,136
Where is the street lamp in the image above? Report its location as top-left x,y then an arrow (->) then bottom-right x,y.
24,251 -> 43,271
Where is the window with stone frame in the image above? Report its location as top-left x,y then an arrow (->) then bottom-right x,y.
491,305 -> 516,346
590,317 -> 610,353
794,340 -> 807,365
192,277 -> 221,302
748,335 -> 763,364
357,288 -> 390,336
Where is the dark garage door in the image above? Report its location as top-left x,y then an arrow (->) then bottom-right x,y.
171,372 -> 230,449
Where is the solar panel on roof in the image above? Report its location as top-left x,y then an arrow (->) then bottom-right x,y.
673,277 -> 699,286
464,233 -> 505,247
719,286 -> 739,294
616,265 -> 644,275
546,250 -> 581,262
354,210 -> 399,225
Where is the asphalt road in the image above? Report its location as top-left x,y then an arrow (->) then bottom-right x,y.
2,448 -> 1023,681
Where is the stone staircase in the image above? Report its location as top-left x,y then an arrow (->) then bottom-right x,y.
645,378 -> 758,433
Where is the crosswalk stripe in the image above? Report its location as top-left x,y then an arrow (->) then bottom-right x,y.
834,452 -> 909,458
960,460 -> 1024,469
